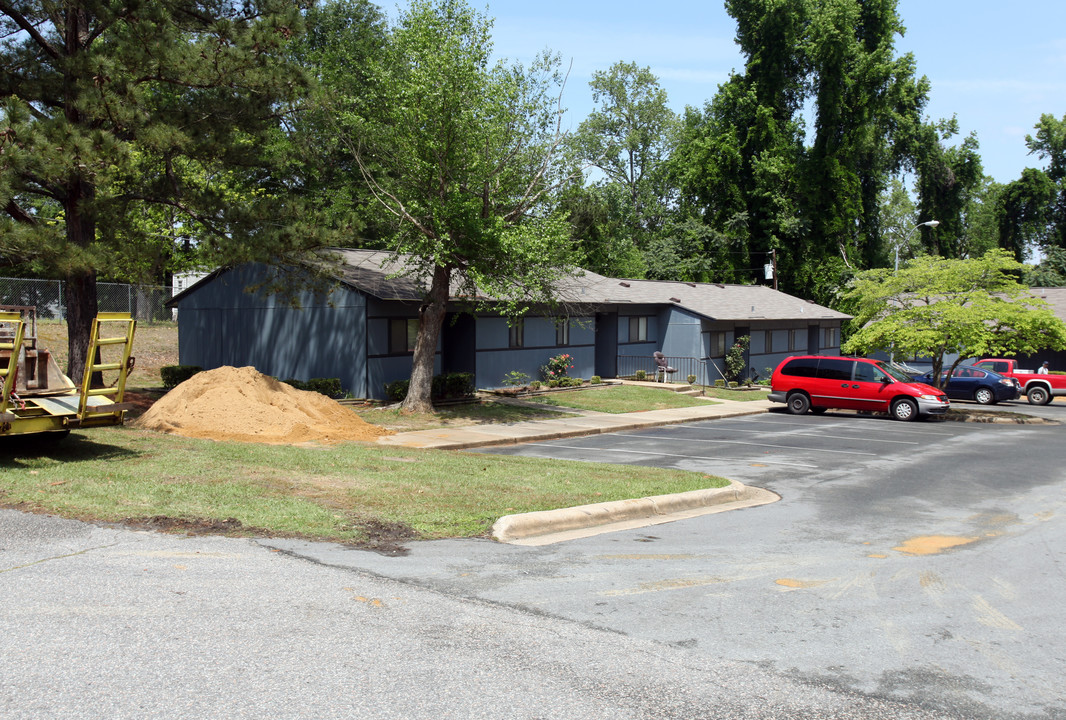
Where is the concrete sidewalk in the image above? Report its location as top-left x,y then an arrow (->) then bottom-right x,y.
376,396 -> 775,450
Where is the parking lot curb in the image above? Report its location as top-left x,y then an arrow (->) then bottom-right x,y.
491,480 -> 778,545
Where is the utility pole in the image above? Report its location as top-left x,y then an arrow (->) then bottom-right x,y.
763,250 -> 778,290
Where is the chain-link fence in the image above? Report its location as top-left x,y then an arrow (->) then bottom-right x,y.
0,276 -> 174,323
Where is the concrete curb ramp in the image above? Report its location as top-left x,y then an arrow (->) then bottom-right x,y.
492,480 -> 780,546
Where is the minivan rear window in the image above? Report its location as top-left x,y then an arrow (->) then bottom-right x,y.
781,358 -> 818,377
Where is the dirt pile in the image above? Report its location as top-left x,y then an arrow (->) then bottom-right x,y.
135,366 -> 392,445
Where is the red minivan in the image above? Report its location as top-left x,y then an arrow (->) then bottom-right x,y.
768,355 -> 949,421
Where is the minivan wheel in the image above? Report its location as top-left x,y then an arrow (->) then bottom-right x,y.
891,398 -> 919,421
974,387 -> 995,405
786,392 -> 811,415
1027,386 -> 1050,405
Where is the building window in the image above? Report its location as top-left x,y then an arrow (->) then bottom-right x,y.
556,319 -> 570,346
389,318 -> 418,354
509,318 -> 525,348
628,316 -> 648,343
765,330 -> 774,354
789,329 -> 798,351
709,332 -> 726,358
823,326 -> 840,349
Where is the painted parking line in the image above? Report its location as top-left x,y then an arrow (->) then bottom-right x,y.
629,426 -> 922,446
533,443 -> 821,469
545,434 -> 877,458
724,416 -> 958,437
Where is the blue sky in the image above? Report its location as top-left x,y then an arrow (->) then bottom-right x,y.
453,0 -> 1066,185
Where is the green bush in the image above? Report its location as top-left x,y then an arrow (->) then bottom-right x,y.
590,375 -> 601,385
529,380 -> 542,391
501,370 -> 531,387
161,365 -> 202,390
686,374 -> 697,385
635,369 -> 647,381
306,378 -> 343,397
284,377 -> 344,397
384,379 -> 410,402
714,379 -> 726,388
728,381 -> 739,388
432,372 -> 475,399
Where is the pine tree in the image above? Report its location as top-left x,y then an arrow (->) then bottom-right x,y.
1,0 -> 310,380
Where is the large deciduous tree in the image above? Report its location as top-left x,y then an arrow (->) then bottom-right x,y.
672,0 -> 808,287
998,113 -> 1066,259
342,0 -> 577,413
910,118 -> 984,258
671,0 -> 927,302
804,0 -> 926,274
569,61 -> 678,276
0,0 -> 311,381
842,250 -> 1066,385
290,0 -> 389,242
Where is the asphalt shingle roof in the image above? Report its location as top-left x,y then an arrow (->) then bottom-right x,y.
325,248 -> 848,321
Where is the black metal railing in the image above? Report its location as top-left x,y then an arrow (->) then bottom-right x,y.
617,355 -> 712,384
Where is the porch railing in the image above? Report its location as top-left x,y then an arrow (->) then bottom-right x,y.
616,355 -> 720,384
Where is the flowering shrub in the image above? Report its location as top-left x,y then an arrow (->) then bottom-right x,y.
542,353 -> 574,381
725,335 -> 750,381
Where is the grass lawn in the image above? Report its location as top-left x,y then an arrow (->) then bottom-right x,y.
699,386 -> 771,402
524,384 -> 715,413
36,319 -> 179,389
0,426 -> 729,549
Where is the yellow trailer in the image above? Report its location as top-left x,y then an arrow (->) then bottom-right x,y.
0,311 -> 136,438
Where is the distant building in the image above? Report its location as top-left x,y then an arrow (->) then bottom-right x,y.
170,270 -> 212,319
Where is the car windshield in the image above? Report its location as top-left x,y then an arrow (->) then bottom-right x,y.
875,362 -> 913,383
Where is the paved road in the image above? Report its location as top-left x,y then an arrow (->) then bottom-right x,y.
3,402 -> 1064,719
2,509 -> 954,720
271,406 -> 1066,719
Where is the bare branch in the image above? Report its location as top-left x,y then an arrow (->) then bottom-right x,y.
0,1 -> 61,60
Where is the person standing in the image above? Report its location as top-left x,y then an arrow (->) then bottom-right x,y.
1038,361 -> 1050,374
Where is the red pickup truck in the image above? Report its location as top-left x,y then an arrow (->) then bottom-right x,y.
973,359 -> 1066,405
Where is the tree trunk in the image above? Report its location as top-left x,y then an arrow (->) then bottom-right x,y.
62,6 -> 98,386
401,264 -> 451,413
65,270 -> 98,385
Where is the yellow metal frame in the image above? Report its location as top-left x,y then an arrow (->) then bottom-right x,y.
0,311 -> 27,416
77,313 -> 137,421
0,313 -> 137,437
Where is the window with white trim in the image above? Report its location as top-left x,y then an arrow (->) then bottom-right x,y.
509,318 -> 525,348
628,316 -> 648,343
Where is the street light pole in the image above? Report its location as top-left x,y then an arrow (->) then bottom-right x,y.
895,219 -> 940,271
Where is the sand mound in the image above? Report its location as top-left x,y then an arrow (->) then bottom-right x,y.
135,366 -> 392,445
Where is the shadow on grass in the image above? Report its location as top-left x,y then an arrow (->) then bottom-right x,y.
0,432 -> 140,466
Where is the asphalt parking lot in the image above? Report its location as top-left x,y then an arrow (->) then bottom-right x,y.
482,408 -> 1003,492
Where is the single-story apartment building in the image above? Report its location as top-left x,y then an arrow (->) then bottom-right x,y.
169,249 -> 851,400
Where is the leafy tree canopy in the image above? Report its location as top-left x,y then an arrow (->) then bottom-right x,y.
340,0 -> 578,412
842,250 -> 1066,385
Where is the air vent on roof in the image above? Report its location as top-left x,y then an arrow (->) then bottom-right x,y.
670,297 -> 681,303
619,281 -> 630,287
